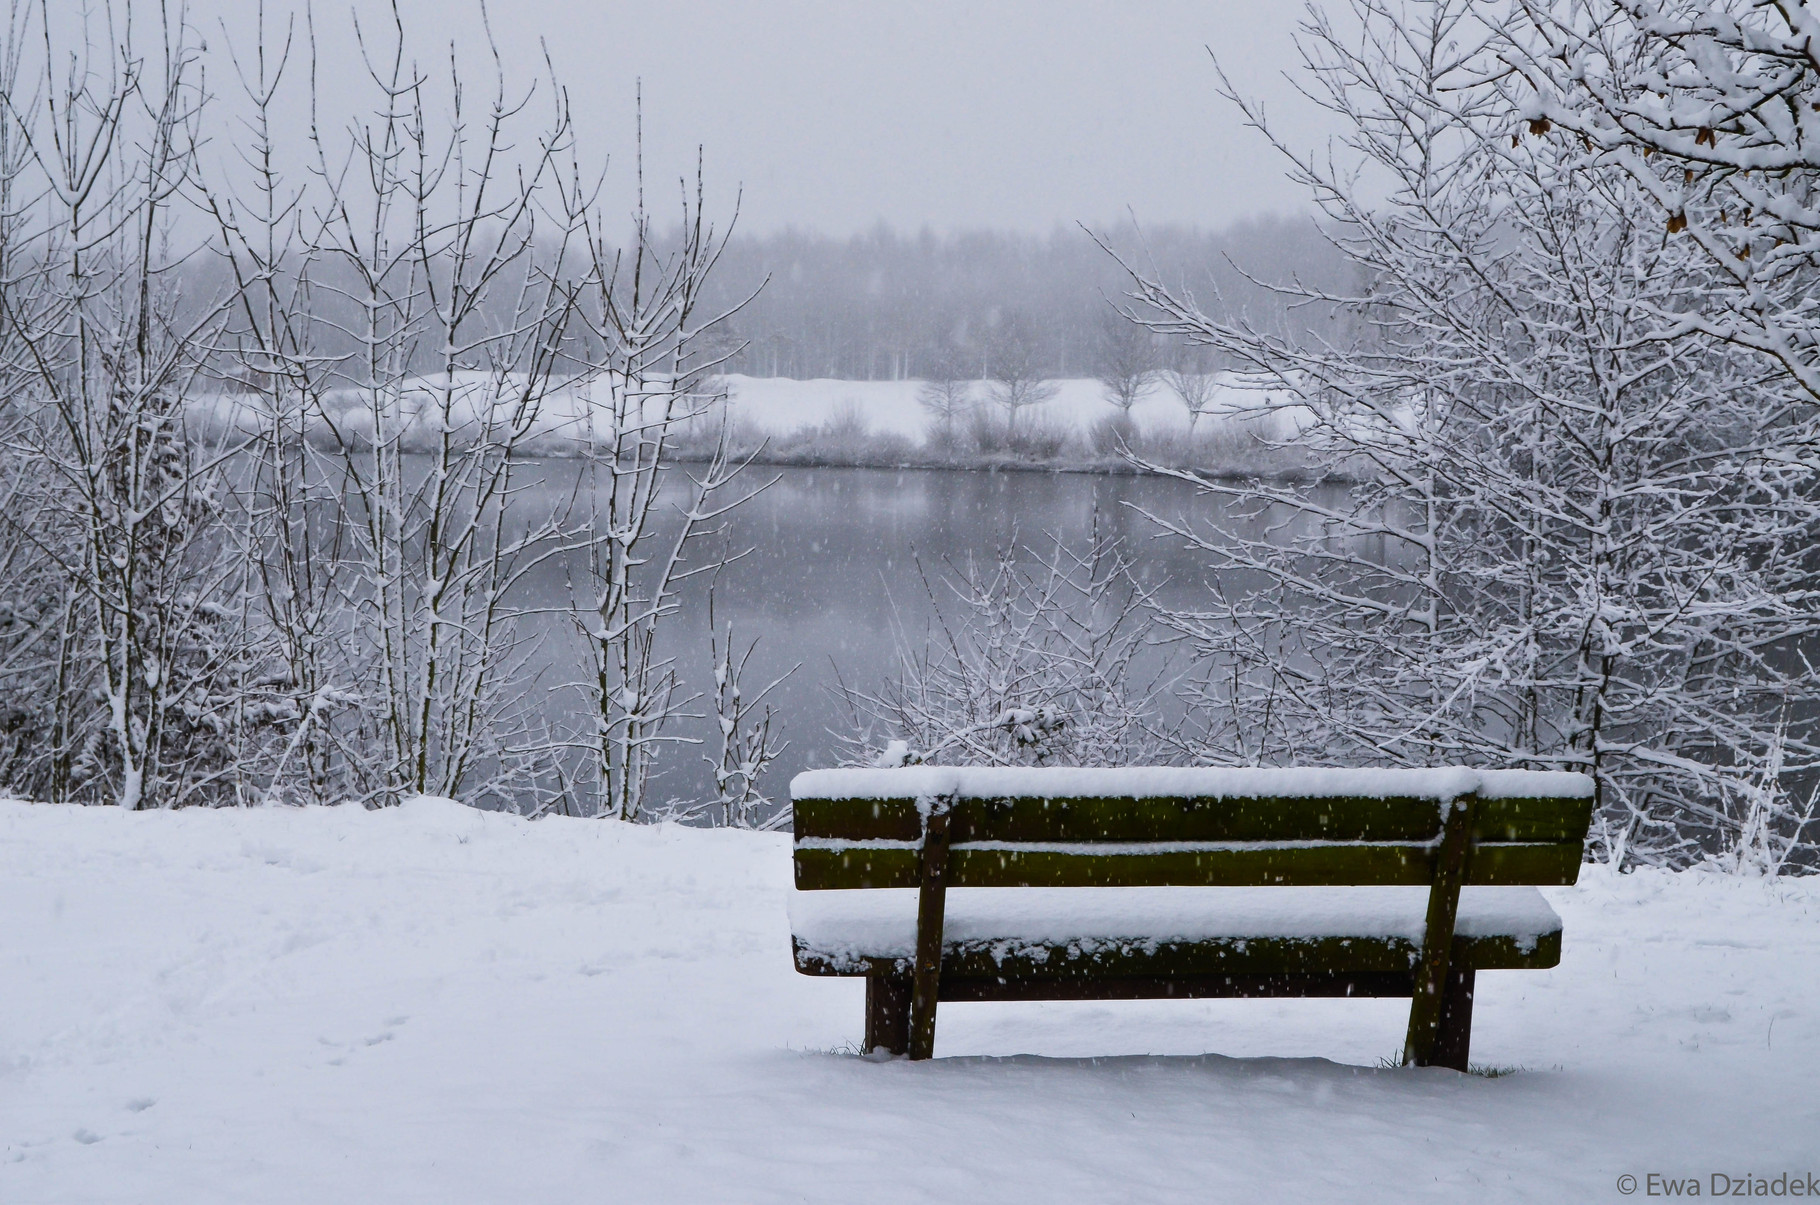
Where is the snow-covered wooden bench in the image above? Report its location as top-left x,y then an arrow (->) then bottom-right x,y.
788,766 -> 1594,1067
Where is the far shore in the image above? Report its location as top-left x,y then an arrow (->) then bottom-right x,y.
186,372 -> 1335,481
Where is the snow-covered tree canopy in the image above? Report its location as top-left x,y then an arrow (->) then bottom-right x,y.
1109,0 -> 1820,870
1502,0 -> 1820,401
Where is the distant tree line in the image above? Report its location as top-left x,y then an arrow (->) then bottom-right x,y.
698,219 -> 1354,381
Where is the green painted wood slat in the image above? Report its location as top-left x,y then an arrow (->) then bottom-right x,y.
792,839 -> 1584,890
792,792 -> 1592,846
795,929 -> 1562,981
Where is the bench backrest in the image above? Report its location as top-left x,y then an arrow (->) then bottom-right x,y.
790,766 -> 1595,891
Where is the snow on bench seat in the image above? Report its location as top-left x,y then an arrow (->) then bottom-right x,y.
790,765 -> 1594,803
790,884 -> 1563,976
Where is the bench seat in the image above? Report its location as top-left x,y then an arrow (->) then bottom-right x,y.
791,885 -> 1562,985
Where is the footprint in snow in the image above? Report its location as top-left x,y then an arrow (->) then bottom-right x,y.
124,1098 -> 155,1113
73,1130 -> 102,1145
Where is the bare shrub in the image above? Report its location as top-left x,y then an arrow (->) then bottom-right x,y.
702,587 -> 797,828
964,407 -> 1010,455
1089,413 -> 1140,458
1007,411 -> 1076,461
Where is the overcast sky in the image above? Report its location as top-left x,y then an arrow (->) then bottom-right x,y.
193,1 -> 1332,238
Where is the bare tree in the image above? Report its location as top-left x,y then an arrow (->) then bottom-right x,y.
207,3 -> 362,805
1094,307 -> 1158,418
564,136 -> 768,822
915,343 -> 974,449
0,1 -> 283,809
981,312 -> 1058,439
0,1 -> 774,820
1159,341 -> 1221,434
0,2 -> 68,796
258,7 -> 590,809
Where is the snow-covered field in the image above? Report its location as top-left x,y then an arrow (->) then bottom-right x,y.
4,799 -> 1816,1204
718,374 -> 1268,441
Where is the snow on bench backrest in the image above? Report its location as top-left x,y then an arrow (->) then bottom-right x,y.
790,766 -> 1595,892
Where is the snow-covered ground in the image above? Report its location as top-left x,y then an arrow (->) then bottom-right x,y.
4,799 -> 1816,1203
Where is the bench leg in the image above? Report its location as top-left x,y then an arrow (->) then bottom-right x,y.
906,800 -> 953,1061
865,973 -> 912,1056
1431,967 -> 1475,1072
1404,794 -> 1474,1067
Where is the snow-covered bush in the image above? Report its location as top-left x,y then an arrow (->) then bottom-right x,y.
838,528 -> 1175,768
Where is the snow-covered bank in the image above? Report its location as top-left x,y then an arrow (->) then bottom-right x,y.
193,374 -> 1312,476
3,800 -> 1816,1203
719,374 -> 1280,441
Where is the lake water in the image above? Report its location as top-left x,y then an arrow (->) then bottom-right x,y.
505,463 -> 1232,812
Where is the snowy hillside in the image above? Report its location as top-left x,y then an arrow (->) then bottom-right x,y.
3,799 -> 1815,1203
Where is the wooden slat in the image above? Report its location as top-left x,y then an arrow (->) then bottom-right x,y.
954,844 -> 1435,887
792,792 -> 1592,847
792,839 -> 1584,890
795,843 -> 919,890
793,929 -> 1562,981
938,972 -> 1418,1002
1474,795 -> 1594,843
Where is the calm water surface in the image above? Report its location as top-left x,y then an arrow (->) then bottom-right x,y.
505,463 -> 1246,810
